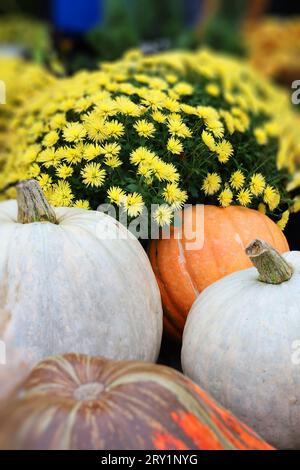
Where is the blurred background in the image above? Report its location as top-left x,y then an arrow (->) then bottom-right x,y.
0,0 -> 299,76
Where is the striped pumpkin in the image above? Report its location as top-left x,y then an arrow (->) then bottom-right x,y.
0,353 -> 273,450
149,205 -> 289,341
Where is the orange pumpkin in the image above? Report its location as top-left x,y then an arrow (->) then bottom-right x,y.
149,205 -> 289,341
0,353 -> 273,450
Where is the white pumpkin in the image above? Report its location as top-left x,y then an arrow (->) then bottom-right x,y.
182,239 -> 300,449
0,180 -> 162,398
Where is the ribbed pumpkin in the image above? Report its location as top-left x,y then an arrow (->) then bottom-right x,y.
0,180 -> 162,398
149,205 -> 289,341
0,353 -> 273,450
182,240 -> 300,449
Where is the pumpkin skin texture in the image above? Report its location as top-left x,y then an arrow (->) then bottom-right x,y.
149,205 -> 289,341
0,196 -> 162,398
182,247 -> 300,449
0,353 -> 273,450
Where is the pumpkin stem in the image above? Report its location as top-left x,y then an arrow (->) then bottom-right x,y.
246,239 -> 293,284
16,179 -> 57,225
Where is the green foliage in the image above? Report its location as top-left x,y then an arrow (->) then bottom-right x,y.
87,0 -> 193,61
0,15 -> 51,61
202,0 -> 248,56
87,0 -> 139,61
202,16 -> 246,57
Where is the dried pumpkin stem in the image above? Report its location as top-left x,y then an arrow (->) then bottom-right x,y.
17,179 -> 57,225
246,239 -> 293,285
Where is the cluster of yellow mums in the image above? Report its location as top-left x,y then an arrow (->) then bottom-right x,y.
0,56 -> 55,169
1,48 -> 300,228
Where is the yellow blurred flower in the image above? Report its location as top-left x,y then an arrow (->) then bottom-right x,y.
63,122 -> 87,143
250,173 -> 266,196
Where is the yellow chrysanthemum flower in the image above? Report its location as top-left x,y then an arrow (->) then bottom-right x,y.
56,164 -> 74,179
220,110 -> 235,135
287,172 -> 300,192
167,137 -> 183,155
82,144 -> 101,161
163,97 -> 181,113
136,162 -> 151,178
202,173 -> 222,195
59,146 -> 82,165
230,170 -> 245,190
107,186 -> 126,206
28,163 -> 41,178
218,187 -> 233,207
74,97 -> 93,114
123,192 -> 144,217
50,180 -> 74,207
167,118 -> 192,138
101,142 -> 121,157
254,128 -> 268,146
140,89 -> 166,109
115,96 -> 141,117
130,147 -> 156,165
264,121 -> 279,137
74,199 -> 90,210
263,185 -> 277,207
105,155 -> 122,168
84,115 -> 107,142
151,111 -> 167,123
133,119 -> 156,138
94,98 -> 117,118
37,148 -> 61,168
231,108 -> 250,132
197,105 -> 219,121
205,83 -> 220,97
258,202 -> 267,214
104,120 -> 124,138
61,99 -> 75,112
202,130 -> 216,152
277,210 -> 289,231
22,145 -> 41,164
153,204 -> 173,226
63,122 -> 87,143
173,82 -> 194,96
293,197 -> 300,213
162,183 -> 187,209
165,73 -> 178,84
250,173 -> 266,196
268,190 -> 280,211
36,173 -> 53,190
237,188 -> 252,206
30,122 -> 45,136
81,163 -> 106,188
43,130 -> 59,147
206,119 -> 224,139
152,160 -> 179,182
216,140 -> 234,163
180,104 -> 197,115
50,113 -> 67,130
